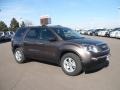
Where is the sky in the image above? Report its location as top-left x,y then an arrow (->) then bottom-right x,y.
0,0 -> 120,29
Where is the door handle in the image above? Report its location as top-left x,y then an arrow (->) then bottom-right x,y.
24,40 -> 44,45
35,42 -> 44,45
24,41 -> 33,44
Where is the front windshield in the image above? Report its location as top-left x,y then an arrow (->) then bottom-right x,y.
53,27 -> 84,40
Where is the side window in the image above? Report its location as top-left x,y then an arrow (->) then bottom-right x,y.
15,28 -> 27,38
40,28 -> 55,40
25,28 -> 40,40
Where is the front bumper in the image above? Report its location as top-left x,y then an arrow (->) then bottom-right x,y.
82,49 -> 110,65
91,54 -> 110,61
83,54 -> 110,71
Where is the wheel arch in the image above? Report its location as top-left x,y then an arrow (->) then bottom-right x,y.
12,45 -> 21,53
59,49 -> 82,65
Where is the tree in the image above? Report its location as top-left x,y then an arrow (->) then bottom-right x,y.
10,18 -> 19,31
0,21 -> 8,31
20,21 -> 25,27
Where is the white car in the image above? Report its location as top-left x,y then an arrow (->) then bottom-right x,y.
5,31 -> 15,40
80,30 -> 86,35
86,30 -> 92,35
110,30 -> 119,38
0,31 -> 5,41
97,30 -> 108,36
115,30 -> 120,39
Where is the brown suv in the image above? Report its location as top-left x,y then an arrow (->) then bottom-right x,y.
11,25 -> 110,76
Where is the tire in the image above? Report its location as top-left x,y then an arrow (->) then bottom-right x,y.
14,48 -> 26,63
61,53 -> 83,76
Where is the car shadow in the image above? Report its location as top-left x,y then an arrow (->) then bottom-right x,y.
25,59 -> 109,74
25,59 -> 60,67
0,40 -> 10,44
84,60 -> 109,74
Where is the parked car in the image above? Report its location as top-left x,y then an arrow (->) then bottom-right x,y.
94,29 -> 105,36
86,29 -> 96,36
105,29 -> 112,37
0,31 -> 5,41
5,31 -> 15,40
79,30 -> 87,35
85,30 -> 91,35
12,25 -> 110,76
115,30 -> 120,39
97,29 -> 108,37
109,30 -> 119,38
109,28 -> 120,38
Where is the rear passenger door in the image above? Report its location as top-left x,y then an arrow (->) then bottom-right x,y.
24,27 -> 58,61
23,28 -> 43,59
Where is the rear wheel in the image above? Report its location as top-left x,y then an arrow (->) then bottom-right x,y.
14,48 -> 26,63
61,53 -> 83,76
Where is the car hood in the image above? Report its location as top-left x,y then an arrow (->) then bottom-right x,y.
67,37 -> 104,45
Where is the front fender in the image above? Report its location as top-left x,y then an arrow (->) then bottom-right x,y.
60,44 -> 92,64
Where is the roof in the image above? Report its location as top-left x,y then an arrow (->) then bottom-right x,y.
18,25 -> 68,30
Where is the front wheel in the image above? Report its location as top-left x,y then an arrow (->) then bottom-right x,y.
61,53 -> 83,76
14,48 -> 26,63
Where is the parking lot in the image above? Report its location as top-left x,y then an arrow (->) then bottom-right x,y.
0,36 -> 120,90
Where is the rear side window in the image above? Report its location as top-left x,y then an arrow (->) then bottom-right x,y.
15,28 -> 27,38
25,28 -> 40,40
40,28 -> 55,40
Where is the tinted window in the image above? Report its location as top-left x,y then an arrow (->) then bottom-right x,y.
15,28 -> 27,38
25,28 -> 40,40
40,28 -> 55,40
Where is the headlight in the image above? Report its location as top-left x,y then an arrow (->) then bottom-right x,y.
83,45 -> 99,53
